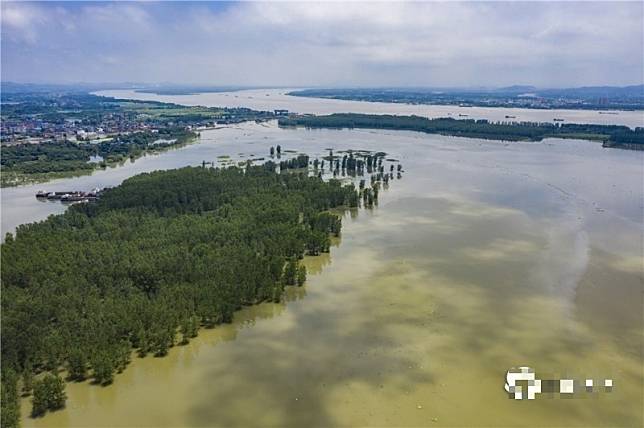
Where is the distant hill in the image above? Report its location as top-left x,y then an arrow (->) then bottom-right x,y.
495,85 -> 538,93
0,82 -> 140,94
0,82 -> 262,96
537,85 -> 644,99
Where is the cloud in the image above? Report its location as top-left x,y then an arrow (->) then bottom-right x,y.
1,1 -> 642,87
1,2 -> 48,43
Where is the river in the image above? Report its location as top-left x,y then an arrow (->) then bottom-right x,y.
7,91 -> 643,427
96,88 -> 644,128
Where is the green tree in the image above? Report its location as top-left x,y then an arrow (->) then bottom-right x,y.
179,316 -> 199,344
31,374 -> 66,417
31,380 -> 48,417
91,353 -> 115,386
283,259 -> 297,286
22,362 -> 34,395
115,341 -> 132,373
152,327 -> 174,357
296,265 -> 307,287
1,369 -> 20,428
67,349 -> 87,381
46,375 -> 66,410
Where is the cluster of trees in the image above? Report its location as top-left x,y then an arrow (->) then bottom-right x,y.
309,150 -> 402,182
278,113 -> 644,147
0,93 -> 132,121
94,127 -> 196,164
266,147 -> 402,196
1,91 -> 273,130
1,162 -> 359,425
1,128 -> 197,185
362,186 -> 378,207
1,370 -> 20,427
269,145 -> 282,156
279,154 -> 309,171
264,147 -> 395,210
31,374 -> 66,417
1,141 -> 95,174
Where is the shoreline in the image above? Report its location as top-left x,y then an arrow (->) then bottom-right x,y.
95,88 -> 644,129
0,134 -> 201,189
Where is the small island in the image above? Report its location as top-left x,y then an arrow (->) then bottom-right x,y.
278,113 -> 644,149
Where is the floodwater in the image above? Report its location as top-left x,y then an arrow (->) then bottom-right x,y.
96,88 -> 644,128
9,112 -> 644,426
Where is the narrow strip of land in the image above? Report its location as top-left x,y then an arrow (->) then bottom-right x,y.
278,113 -> 644,149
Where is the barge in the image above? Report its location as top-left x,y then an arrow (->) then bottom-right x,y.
36,188 -> 106,203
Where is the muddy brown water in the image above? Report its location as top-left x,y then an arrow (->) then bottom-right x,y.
7,118 -> 642,427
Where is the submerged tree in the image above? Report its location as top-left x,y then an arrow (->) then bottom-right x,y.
31,374 -> 66,417
91,352 -> 115,386
179,317 -> 199,345
283,259 -> 298,286
296,265 -> 307,287
67,349 -> 87,381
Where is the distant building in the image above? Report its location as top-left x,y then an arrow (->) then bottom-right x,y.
274,109 -> 289,116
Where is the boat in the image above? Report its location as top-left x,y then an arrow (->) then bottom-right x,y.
35,188 -> 105,203
505,115 -> 516,119
553,118 -> 565,122
46,192 -> 63,200
61,194 -> 93,203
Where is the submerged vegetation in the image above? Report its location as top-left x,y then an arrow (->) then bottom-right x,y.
0,156 -> 385,424
278,113 -> 644,149
30,375 -> 66,418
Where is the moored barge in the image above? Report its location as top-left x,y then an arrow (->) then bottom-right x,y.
35,188 -> 106,203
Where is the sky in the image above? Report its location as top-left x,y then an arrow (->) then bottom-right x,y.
1,1 -> 643,88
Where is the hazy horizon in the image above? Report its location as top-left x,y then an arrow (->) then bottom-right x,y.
2,1 -> 643,88
2,81 -> 644,91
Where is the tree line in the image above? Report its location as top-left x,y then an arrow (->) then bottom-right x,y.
278,113 -> 644,147
1,128 -> 197,186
